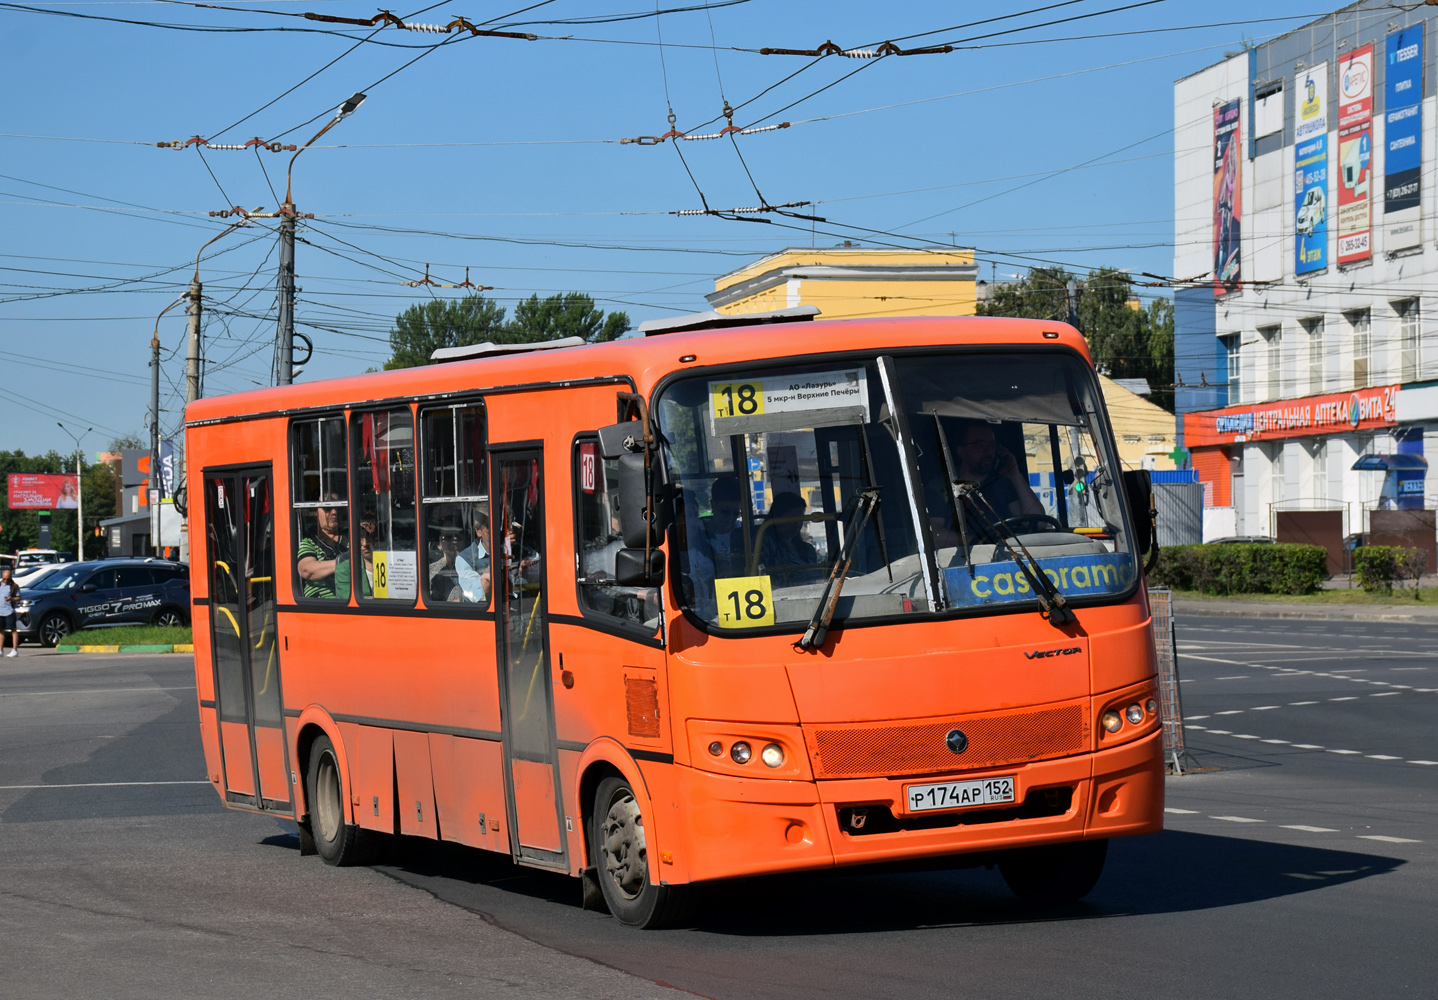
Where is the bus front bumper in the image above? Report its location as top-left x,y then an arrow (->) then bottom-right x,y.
672,728 -> 1163,884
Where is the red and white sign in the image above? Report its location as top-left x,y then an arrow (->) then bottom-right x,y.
578,442 -> 597,494
1185,384 -> 1400,448
7,473 -> 80,510
1336,44 -> 1374,265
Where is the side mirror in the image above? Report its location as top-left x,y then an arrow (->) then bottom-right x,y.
597,421 -> 643,460
80,582 -> 98,593
615,547 -> 665,586
1122,469 -> 1155,557
616,452 -> 670,547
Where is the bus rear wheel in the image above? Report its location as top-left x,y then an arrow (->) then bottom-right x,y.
306,734 -> 368,866
591,776 -> 689,928
999,838 -> 1108,905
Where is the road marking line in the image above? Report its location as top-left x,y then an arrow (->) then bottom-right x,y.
0,686 -> 196,698
1186,725 -> 1208,730
1282,825 -> 1339,833
1232,734 -> 1261,739
1289,701 -> 1319,705
1251,705 -> 1280,710
1416,689 -> 1438,693
1185,715 -> 1210,720
1358,835 -> 1421,844
1327,750 -> 1363,755
1211,815 -> 1264,823
0,780 -> 210,790
1206,730 -> 1232,735
1366,755 -> 1401,760
1330,697 -> 1359,702
1215,710 -> 1245,715
1215,676 -> 1250,680
1408,760 -> 1438,765
1261,739 -> 1290,744
1164,808 -> 1199,814
1390,685 -> 1414,689
1371,692 -> 1402,697
1292,744 -> 1325,749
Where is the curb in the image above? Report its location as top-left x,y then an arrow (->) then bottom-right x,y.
54,644 -> 194,654
1173,601 -> 1438,624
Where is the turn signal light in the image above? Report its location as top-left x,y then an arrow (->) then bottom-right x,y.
708,741 -> 724,757
1145,698 -> 1159,716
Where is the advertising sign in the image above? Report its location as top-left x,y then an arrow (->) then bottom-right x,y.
1336,44 -> 1374,264
1385,26 -> 1424,252
1213,99 -> 1242,296
1184,384 -> 1400,447
1295,62 -> 1329,274
6,473 -> 80,510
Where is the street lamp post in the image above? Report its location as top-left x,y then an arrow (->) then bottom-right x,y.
56,423 -> 92,561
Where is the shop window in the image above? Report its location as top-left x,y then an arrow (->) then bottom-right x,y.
291,415 -> 349,601
1302,317 -> 1324,394
351,408 -> 418,602
574,439 -> 660,631
1261,326 -> 1282,401
1221,334 -> 1242,404
419,403 -> 490,607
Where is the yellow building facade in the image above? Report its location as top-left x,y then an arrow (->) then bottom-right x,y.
707,247 -> 978,319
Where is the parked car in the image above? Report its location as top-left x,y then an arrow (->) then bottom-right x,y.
10,549 -> 74,571
14,558 -> 189,647
13,562 -> 74,588
1205,536 -> 1275,545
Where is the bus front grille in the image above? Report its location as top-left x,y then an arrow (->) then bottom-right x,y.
803,701 -> 1090,779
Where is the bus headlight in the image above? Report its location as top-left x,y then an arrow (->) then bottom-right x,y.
730,741 -> 752,764
760,743 -> 784,768
1101,710 -> 1123,733
1125,703 -> 1145,725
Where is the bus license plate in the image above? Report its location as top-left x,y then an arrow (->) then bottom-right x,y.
905,776 -> 1016,813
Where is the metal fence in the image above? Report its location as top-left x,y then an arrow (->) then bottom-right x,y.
1148,588 -> 1193,773
1154,482 -> 1203,547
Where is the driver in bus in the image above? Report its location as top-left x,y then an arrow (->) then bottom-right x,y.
757,491 -> 823,586
928,420 -> 1045,549
297,492 -> 348,599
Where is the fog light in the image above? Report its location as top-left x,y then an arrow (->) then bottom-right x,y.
1145,698 -> 1158,715
731,741 -> 752,764
708,741 -> 724,757
1101,710 -> 1123,733
1126,703 -> 1144,725
761,743 -> 784,768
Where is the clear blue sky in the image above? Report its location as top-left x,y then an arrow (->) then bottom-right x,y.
0,0 -> 1320,456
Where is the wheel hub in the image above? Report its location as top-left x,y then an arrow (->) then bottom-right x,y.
601,792 -> 647,898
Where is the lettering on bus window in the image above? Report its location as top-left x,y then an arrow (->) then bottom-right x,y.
420,403 -> 490,607
292,415 -> 350,601
574,438 -> 660,631
351,408 -> 418,602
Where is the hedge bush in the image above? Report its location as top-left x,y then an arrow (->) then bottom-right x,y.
1353,546 -> 1428,594
1148,543 -> 1328,595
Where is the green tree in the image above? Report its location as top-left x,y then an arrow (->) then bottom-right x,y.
979,266 -> 1175,412
384,295 -> 510,370
508,293 -> 630,344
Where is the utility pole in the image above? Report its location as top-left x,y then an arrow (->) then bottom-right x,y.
276,211 -> 297,385
150,328 -> 162,555
56,423 -> 91,561
185,280 -> 203,404
274,91 -> 365,386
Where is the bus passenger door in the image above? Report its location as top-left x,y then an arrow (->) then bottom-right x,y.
203,468 -> 292,813
492,449 -> 566,867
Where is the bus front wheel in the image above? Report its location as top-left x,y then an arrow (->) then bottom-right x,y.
305,734 -> 368,867
998,838 -> 1108,904
591,776 -> 689,928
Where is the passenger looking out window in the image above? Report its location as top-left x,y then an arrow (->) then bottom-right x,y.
297,493 -> 347,599
292,415 -> 349,601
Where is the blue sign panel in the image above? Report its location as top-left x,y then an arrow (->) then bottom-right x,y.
1385,26 -> 1423,250
1295,135 -> 1329,274
944,552 -> 1135,608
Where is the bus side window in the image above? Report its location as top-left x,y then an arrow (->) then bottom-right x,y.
352,408 -> 419,603
574,438 -> 660,632
292,415 -> 350,602
419,403 -> 490,607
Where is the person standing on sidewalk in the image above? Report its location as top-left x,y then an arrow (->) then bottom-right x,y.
0,566 -> 19,657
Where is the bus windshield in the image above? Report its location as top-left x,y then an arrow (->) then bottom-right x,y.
657,351 -> 1136,631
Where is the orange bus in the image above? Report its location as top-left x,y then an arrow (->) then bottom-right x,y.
185,314 -> 1164,927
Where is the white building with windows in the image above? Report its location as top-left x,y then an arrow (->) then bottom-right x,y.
1173,1 -> 1436,543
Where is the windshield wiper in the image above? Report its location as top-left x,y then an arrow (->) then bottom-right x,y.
956,483 -> 1077,629
798,487 -> 880,650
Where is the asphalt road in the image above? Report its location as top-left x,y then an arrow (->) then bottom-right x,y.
2,615 -> 1435,998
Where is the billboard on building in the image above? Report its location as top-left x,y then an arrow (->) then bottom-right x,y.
1336,44 -> 1374,265
1295,62 -> 1329,274
1213,99 -> 1242,296
1184,384 -> 1400,448
7,473 -> 80,510
1385,26 -> 1424,252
